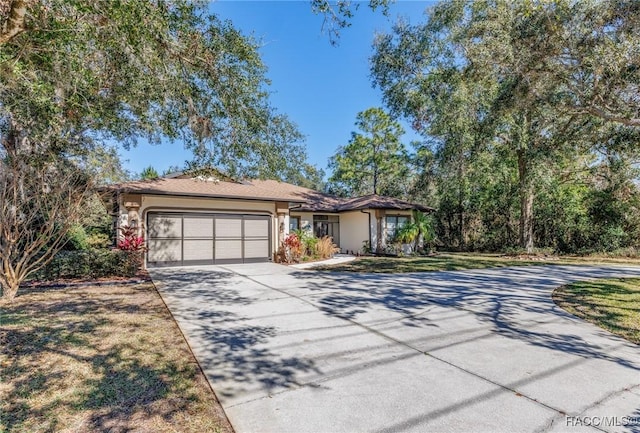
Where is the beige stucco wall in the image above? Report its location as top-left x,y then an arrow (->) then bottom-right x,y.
289,211 -> 314,235
138,195 -> 277,216
288,209 -> 415,254
338,211 -> 370,254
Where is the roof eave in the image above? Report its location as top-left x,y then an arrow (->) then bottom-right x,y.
112,189 -> 308,203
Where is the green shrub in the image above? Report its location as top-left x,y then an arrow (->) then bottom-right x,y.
293,229 -> 319,258
32,249 -> 142,281
595,225 -> 627,252
65,224 -> 89,250
86,232 -> 112,249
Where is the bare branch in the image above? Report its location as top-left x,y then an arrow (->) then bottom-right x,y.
0,0 -> 28,44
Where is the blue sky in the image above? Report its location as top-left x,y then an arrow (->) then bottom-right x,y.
119,1 -> 434,177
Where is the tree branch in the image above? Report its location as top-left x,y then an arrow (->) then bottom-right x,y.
579,106 -> 640,127
0,0 -> 28,44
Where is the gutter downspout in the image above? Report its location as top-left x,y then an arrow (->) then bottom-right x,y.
360,209 -> 372,254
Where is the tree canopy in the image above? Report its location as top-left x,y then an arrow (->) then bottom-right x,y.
327,107 -> 410,197
0,0 -> 312,177
0,0 -> 315,299
371,0 -> 640,253
139,166 -> 160,180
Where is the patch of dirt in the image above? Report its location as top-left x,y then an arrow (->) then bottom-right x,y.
22,270 -> 152,289
501,254 -> 560,261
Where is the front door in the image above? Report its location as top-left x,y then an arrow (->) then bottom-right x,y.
313,215 -> 340,247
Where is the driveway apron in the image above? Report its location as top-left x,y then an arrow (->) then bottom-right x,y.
150,264 -> 640,433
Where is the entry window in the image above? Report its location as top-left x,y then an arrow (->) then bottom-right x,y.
386,215 -> 410,241
289,216 -> 300,232
312,215 -> 340,245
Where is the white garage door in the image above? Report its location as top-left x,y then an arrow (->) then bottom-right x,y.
146,213 -> 271,267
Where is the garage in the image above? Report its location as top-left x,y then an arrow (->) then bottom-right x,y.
146,212 -> 272,267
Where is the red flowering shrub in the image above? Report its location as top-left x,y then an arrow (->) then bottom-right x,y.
117,225 -> 146,251
283,233 -> 303,263
117,224 -> 146,272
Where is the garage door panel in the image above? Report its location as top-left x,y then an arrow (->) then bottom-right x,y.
148,215 -> 182,238
148,239 -> 182,263
216,218 -> 242,238
244,239 -> 269,258
183,217 -> 213,238
183,239 -> 214,262
244,218 -> 269,237
215,239 -> 243,260
148,213 -> 270,267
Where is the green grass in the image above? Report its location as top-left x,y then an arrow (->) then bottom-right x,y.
553,278 -> 640,344
314,252 -> 640,273
0,283 -> 232,433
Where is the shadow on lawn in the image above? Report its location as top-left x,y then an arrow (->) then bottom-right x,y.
0,284 -> 202,433
314,255 -> 549,273
553,279 -> 640,344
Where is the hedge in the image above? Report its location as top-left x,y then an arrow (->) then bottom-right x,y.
32,249 -> 143,281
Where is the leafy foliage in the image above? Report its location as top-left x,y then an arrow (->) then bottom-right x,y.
0,150 -> 92,300
280,231 -> 339,263
282,233 -> 303,264
370,0 -> 640,254
31,249 -> 141,280
2,0 -> 311,178
65,224 -> 90,251
117,225 -> 146,252
310,0 -> 392,45
328,107 -> 410,197
0,1 -> 317,298
394,211 -> 435,253
140,166 -> 160,180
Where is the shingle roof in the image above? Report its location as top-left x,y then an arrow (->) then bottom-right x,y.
102,178 -> 319,203
103,178 -> 434,212
337,194 -> 435,212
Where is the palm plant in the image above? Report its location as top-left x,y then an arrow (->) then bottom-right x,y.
394,210 -> 434,254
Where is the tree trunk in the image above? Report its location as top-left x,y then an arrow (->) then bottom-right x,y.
0,0 -> 28,44
457,162 -> 465,250
517,149 -> 535,254
0,279 -> 20,302
0,261 -> 21,302
373,166 -> 378,195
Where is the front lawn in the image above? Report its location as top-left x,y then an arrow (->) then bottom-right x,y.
0,282 -> 233,433
314,252 -> 640,273
553,278 -> 640,344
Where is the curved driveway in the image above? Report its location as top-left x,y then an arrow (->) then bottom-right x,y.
150,264 -> 640,433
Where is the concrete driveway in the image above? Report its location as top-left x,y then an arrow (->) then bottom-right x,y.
150,264 -> 640,433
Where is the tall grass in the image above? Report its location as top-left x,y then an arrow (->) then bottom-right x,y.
316,236 -> 340,259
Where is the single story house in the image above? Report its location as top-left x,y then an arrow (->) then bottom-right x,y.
101,172 -> 433,267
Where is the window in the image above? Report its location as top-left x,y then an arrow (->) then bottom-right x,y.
289,216 -> 300,232
386,215 -> 410,241
312,215 -> 340,245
